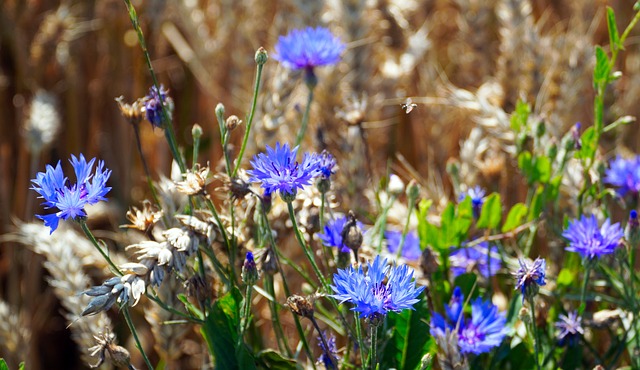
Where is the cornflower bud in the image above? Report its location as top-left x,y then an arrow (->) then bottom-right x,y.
341,211 -> 363,257
255,47 -> 268,65
242,251 -> 259,286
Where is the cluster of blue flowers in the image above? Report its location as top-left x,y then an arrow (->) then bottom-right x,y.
31,154 -> 112,233
430,287 -> 508,354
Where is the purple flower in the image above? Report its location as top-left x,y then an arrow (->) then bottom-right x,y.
604,155 -> 640,196
449,242 -> 501,278
430,287 -> 508,355
248,142 -> 321,201
555,311 -> 583,347
514,257 -> 546,301
563,215 -> 623,260
318,150 -> 337,179
144,85 -> 170,127
459,186 -> 486,217
317,333 -> 339,369
317,215 -> 363,253
331,256 -> 424,319
273,27 -> 345,71
31,154 -> 112,233
385,230 -> 422,261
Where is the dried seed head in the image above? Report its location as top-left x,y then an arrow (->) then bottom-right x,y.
115,96 -> 145,126
121,200 -> 163,232
286,294 -> 314,319
175,165 -> 210,195
89,331 -> 131,369
225,115 -> 242,131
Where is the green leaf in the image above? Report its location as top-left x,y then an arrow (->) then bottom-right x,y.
607,7 -> 621,54
556,268 -> 575,288
256,350 -> 300,370
510,100 -> 530,133
178,294 -> 204,320
527,186 -> 544,221
502,203 -> 528,232
477,193 -> 502,229
577,126 -> 597,160
534,156 -> 551,183
0,359 -> 8,370
381,297 -> 434,370
18,363 -> 24,370
201,288 -> 256,370
593,46 -> 611,87
417,199 -> 433,250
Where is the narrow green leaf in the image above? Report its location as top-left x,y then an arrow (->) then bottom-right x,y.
178,294 -> 204,320
417,199 -> 433,250
556,268 -> 575,287
256,350 -> 300,370
0,359 -> 9,370
477,193 -> 502,229
510,100 -> 530,133
502,203 -> 528,232
527,186 -> 544,221
577,126 -> 597,160
593,46 -> 611,87
607,7 -> 621,54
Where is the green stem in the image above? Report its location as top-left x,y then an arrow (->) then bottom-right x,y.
232,62 -> 265,178
265,274 -> 292,357
203,196 -> 236,284
395,194 -> 415,260
145,292 -> 202,323
239,284 -> 253,345
122,0 -> 186,173
579,264 -> 592,316
369,322 -> 378,370
355,316 -> 366,370
78,219 -> 122,276
122,306 -> 153,370
375,195 -> 397,254
528,296 -> 542,370
287,201 -> 328,289
295,85 -> 315,147
311,316 -> 337,370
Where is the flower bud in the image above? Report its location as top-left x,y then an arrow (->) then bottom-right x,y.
625,210 -> 640,248
341,211 -> 363,254
388,174 -> 405,196
519,307 -> 531,325
255,47 -> 268,65
192,123 -> 203,139
406,179 -> 420,200
242,251 -> 259,285
535,120 -> 545,138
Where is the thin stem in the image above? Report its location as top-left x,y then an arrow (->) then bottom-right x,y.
203,195 -> 236,284
122,306 -> 153,370
579,264 -> 592,316
375,195 -> 397,254
233,61 -> 265,178
369,323 -> 378,370
78,219 -> 122,276
295,85 -> 315,147
528,296 -> 542,370
311,316 -> 337,370
265,274 -> 292,357
287,201 -> 328,289
355,316 -> 366,370
145,292 -> 202,323
239,284 -> 253,345
122,0 -> 186,173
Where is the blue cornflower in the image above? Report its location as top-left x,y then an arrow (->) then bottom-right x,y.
604,155 -> 640,196
144,85 -> 170,127
514,257 -> 546,301
458,186 -> 486,217
31,154 -> 112,233
248,142 -> 321,201
331,255 -> 424,319
385,230 -> 422,261
563,215 -> 623,260
317,333 -> 339,369
449,242 -> 501,278
555,311 -> 583,347
318,150 -> 337,179
430,287 -> 508,355
317,215 -> 363,253
273,27 -> 345,71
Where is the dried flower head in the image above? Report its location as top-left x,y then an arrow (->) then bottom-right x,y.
175,164 -> 210,195
88,331 -> 131,368
24,90 -> 60,153
115,95 -> 145,125
286,294 -> 315,319
317,214 -> 363,253
121,200 -> 163,232
31,154 -> 112,233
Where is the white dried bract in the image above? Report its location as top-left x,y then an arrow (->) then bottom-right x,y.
122,200 -> 164,231
23,90 -> 61,153
175,164 -> 210,195
81,274 -> 146,316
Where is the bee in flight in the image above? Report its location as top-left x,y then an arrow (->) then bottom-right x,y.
401,98 -> 417,114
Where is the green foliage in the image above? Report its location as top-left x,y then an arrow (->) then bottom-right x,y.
256,350 -> 300,370
607,7 -> 621,55
419,200 -> 473,251
201,288 -> 257,370
502,203 -> 528,232
593,46 -> 611,88
0,359 -> 8,370
510,100 -> 530,133
477,193 -> 502,229
381,297 -> 435,370
518,151 -> 551,185
576,127 -> 597,160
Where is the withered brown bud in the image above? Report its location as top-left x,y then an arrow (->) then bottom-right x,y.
109,345 -> 132,368
420,247 -> 439,276
185,274 -> 212,307
341,211 -> 363,254
225,115 -> 242,131
286,294 -> 314,319
229,176 -> 251,201
115,96 -> 145,125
